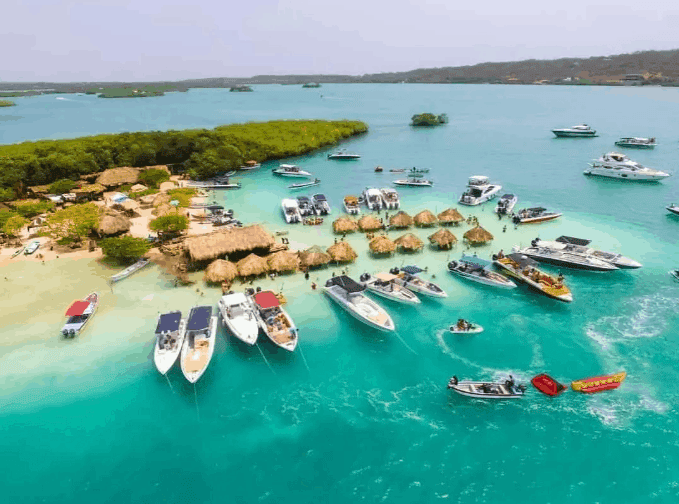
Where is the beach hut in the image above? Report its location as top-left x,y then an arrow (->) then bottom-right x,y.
152,203 -> 179,217
184,225 -> 276,263
152,193 -> 171,207
129,184 -> 148,193
267,250 -> 300,273
97,213 -> 131,236
428,228 -> 457,250
237,253 -> 269,277
332,217 -> 359,234
358,215 -> 383,232
369,235 -> 396,255
437,208 -> 465,226
96,167 -> 140,188
298,245 -> 331,269
72,183 -> 106,201
203,259 -> 238,285
327,241 -> 358,263
394,233 -> 424,252
413,210 -> 438,227
389,211 -> 413,229
463,225 -> 494,246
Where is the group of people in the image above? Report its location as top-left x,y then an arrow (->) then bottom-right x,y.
456,318 -> 471,331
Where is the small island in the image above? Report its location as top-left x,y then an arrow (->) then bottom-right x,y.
303,82 -> 321,88
85,84 -> 188,99
411,113 -> 448,126
230,85 -> 253,92
0,99 -> 15,107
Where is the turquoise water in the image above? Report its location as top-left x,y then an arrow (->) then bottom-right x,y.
2,85 -> 679,503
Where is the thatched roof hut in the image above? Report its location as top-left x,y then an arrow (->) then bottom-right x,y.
389,211 -> 413,229
203,259 -> 238,284
413,209 -> 438,227
152,203 -> 179,217
159,181 -> 177,192
237,253 -> 269,277
369,235 -> 396,255
129,184 -> 148,193
428,228 -> 458,250
327,241 -> 358,263
332,217 -> 358,234
267,250 -> 300,273
97,213 -> 131,236
463,226 -> 494,245
96,167 -> 140,187
394,233 -> 424,252
298,245 -> 331,269
437,208 -> 465,226
153,193 -> 171,207
358,215 -> 382,232
185,225 -> 275,262
72,183 -> 106,197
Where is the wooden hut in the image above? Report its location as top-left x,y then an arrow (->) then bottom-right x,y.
394,233 -> 424,252
96,167 -> 140,187
428,228 -> 457,250
203,259 -> 238,284
298,245 -> 331,269
267,250 -> 300,273
437,208 -> 465,226
413,209 -> 438,227
358,215 -> 382,232
237,253 -> 269,277
369,235 -> 396,255
72,183 -> 106,201
332,217 -> 359,234
184,225 -> 275,262
327,241 -> 358,263
389,211 -> 413,229
463,225 -> 494,246
97,213 -> 131,236
153,193 -> 171,207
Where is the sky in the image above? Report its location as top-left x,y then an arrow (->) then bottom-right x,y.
4,0 -> 679,82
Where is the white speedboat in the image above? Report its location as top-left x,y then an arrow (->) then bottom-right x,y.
272,164 -> 313,178
522,236 -> 642,269
249,290 -> 298,351
218,292 -> 259,345
380,188 -> 400,209
670,270 -> 679,282
61,292 -> 99,338
390,266 -> 447,298
24,240 -> 40,255
551,124 -> 597,137
514,241 -> 617,272
668,204 -> 679,216
109,258 -> 150,283
585,152 -> 670,181
358,272 -> 421,305
615,137 -> 656,149
493,252 -> 573,302
343,195 -> 361,215
494,194 -> 517,215
393,175 -> 433,187
312,193 -> 331,215
512,207 -> 562,224
449,320 -> 484,334
281,198 -> 301,223
448,255 -> 517,289
362,188 -> 384,211
296,196 -> 315,217
153,311 -> 187,375
180,306 -> 218,384
458,176 -> 502,206
289,178 -> 320,191
324,275 -> 395,332
447,376 -> 526,399
328,149 -> 360,160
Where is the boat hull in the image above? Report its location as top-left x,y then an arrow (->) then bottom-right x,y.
180,316 -> 218,384
154,319 -> 187,375
324,288 -> 395,332
61,292 -> 99,337
516,250 -> 618,272
667,206 -> 679,216
494,261 -> 572,302
552,130 -> 597,138
448,381 -> 524,399
515,214 -> 562,224
583,168 -> 668,181
110,258 -> 151,283
365,284 -> 421,305
458,185 -> 502,206
393,180 -> 432,187
447,267 -> 517,289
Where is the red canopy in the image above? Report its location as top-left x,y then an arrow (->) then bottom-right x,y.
253,291 -> 280,309
65,300 -> 90,317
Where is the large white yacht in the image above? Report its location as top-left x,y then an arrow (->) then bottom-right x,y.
358,272 -> 421,305
218,292 -> 259,345
458,176 -> 502,206
390,266 -> 447,298
272,164 -> 313,178
520,236 -> 642,270
361,188 -> 384,211
380,188 -> 400,209
324,275 -> 395,332
281,198 -> 302,223
585,152 -> 670,181
614,137 -> 656,149
551,124 -> 597,138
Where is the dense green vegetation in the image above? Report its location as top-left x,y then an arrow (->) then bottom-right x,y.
100,236 -> 150,263
43,203 -> 99,241
13,200 -> 55,218
149,215 -> 189,234
0,100 -> 15,107
3,215 -> 28,237
138,168 -> 170,188
167,188 -> 196,207
49,178 -> 78,194
0,120 -> 367,194
86,85 -> 186,98
411,113 -> 448,126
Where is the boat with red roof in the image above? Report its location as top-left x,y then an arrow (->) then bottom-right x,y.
531,373 -> 567,396
248,289 -> 298,351
571,371 -> 626,394
61,292 -> 98,338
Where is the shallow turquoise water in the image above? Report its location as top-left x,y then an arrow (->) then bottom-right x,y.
2,85 -> 679,503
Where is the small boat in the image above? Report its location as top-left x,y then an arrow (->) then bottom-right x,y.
11,247 -> 24,258
449,320 -> 484,334
153,311 -> 187,375
374,166 -> 384,173
447,375 -> 526,399
358,272 -> 421,305
585,152 -> 670,181
311,193 -> 331,215
389,168 -> 406,173
281,198 -> 302,223
512,207 -> 562,225
669,270 -> 678,282
495,194 -> 517,215
218,292 -> 259,345
61,292 -> 99,338
343,195 -> 361,215
458,176 -> 502,206
571,371 -> 626,394
109,258 -> 151,283
361,188 -> 383,211
666,204 -> 679,216
522,236 -> 641,269
180,306 -> 218,383
272,164 -> 313,178
393,175 -> 433,187
551,124 -> 597,138
380,188 -> 400,210
24,240 -> 40,255
532,374 -> 567,396
408,167 -> 430,174
327,149 -> 360,160
249,290 -> 298,351
324,275 -> 395,332
289,178 -> 321,190
186,181 -> 241,189
390,265 -> 447,298
615,137 -> 656,149
447,255 -> 517,289
296,196 -> 315,217
240,160 -> 261,170
492,252 -> 573,302
514,240 -> 618,272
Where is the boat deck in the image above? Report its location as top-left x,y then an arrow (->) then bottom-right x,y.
184,338 -> 210,373
265,313 -> 296,344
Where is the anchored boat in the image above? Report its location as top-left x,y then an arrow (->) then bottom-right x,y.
447,255 -> 517,289
272,164 -> 313,178
218,292 -> 259,345
289,178 -> 321,191
153,311 -> 187,375
585,152 -> 669,181
109,258 -> 151,283
249,290 -> 298,351
458,176 -> 502,206
522,236 -> 641,269
180,306 -> 218,384
495,194 -> 517,215
551,124 -> 597,138
324,275 -> 395,332
358,272 -> 421,305
61,293 -> 99,338
390,265 -> 447,298
614,137 -> 656,149
514,239 -> 618,272
493,252 -> 573,302
327,149 -> 360,160
512,207 -> 562,224
343,195 -> 361,215
393,174 -> 433,187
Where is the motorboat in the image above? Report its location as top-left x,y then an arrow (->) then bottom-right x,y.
494,194 -> 517,215
585,152 -> 670,181
249,290 -> 298,351
571,371 -> 626,394
492,252 -> 573,302
380,188 -> 400,210
240,160 -> 261,170
447,254 -> 517,289
281,198 -> 302,223
523,236 -> 642,269
109,258 -> 150,283
343,195 -> 361,215
180,306 -> 218,384
668,204 -> 679,216
11,246 -> 24,258
389,168 -> 406,173
551,124 -> 597,137
358,272 -> 421,305
311,193 -> 331,215
531,374 -> 567,396
272,164 -> 313,178
512,207 -> 562,224
218,292 -> 259,345
615,137 -> 656,149
362,188 -> 383,211
669,270 -> 679,282
458,176 -> 502,206
186,181 -> 241,189
393,175 -> 433,187
289,178 -> 321,190
153,311 -> 187,375
514,240 -> 619,272
327,149 -> 360,160
212,216 -> 241,228
409,167 -> 430,174
374,166 -> 383,172
447,376 -> 526,399
296,196 -> 315,217
323,275 -> 395,332
61,292 -> 99,338
24,240 -> 40,255
449,320 -> 484,334
390,265 -> 447,298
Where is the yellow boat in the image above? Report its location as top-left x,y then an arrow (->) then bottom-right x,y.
493,252 -> 572,302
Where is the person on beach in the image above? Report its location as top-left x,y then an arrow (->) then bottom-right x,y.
311,282 -> 317,290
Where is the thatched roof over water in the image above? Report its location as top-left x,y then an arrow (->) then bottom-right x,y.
464,225 -> 494,245
327,241 -> 358,263
203,259 -> 238,284
369,235 -> 396,254
96,167 -> 140,187
237,253 -> 269,277
358,215 -> 382,232
332,217 -> 358,234
389,211 -> 413,229
267,250 -> 300,273
185,225 -> 275,262
438,208 -> 465,225
98,213 -> 131,236
299,245 -> 331,268
428,228 -> 457,250
414,209 -> 437,227
394,233 -> 424,252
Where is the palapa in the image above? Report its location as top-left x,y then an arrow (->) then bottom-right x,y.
185,225 -> 275,262
369,235 -> 396,255
298,245 -> 331,268
97,213 -> 131,236
72,183 -> 106,195
267,250 -> 300,273
389,211 -> 413,229
463,225 -> 494,245
332,217 -> 358,234
394,233 -> 424,252
437,208 -> 465,226
96,167 -> 140,187
327,241 -> 358,263
413,209 -> 438,227
203,259 -> 238,284
358,215 -> 382,232
129,184 -> 148,193
237,253 -> 269,277
153,193 -> 171,207
428,228 -> 457,250
152,203 -> 179,217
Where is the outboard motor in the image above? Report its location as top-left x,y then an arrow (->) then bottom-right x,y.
359,273 -> 370,282
389,267 -> 399,275
325,279 -> 333,287
448,261 -> 457,270
447,376 -> 459,388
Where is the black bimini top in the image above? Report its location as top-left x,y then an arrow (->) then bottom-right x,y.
297,196 -> 310,203
506,253 -> 538,268
500,194 -> 514,199
187,306 -> 212,331
556,236 -> 591,246
314,194 -> 327,201
326,275 -> 365,293
156,311 -> 181,333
